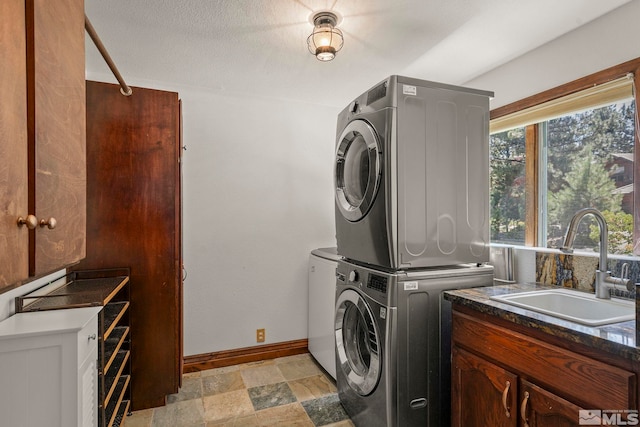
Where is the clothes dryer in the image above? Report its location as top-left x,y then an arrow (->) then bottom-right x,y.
334,259 -> 494,426
334,76 -> 494,269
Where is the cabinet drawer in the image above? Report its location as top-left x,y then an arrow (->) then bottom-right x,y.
77,316 -> 98,364
452,310 -> 636,409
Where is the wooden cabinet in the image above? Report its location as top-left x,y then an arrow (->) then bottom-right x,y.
0,0 -> 29,287
520,380 -> 584,427
0,0 -> 86,291
73,81 -> 183,410
0,306 -> 101,427
17,269 -> 132,427
451,307 -> 637,426
452,347 -> 517,427
28,0 -> 87,277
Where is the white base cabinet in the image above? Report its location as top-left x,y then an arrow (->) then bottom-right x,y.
0,307 -> 101,427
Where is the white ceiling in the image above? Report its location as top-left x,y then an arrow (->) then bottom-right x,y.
84,0 -> 631,108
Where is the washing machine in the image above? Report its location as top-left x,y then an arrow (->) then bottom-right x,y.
334,258 -> 493,426
308,247 -> 341,379
334,75 -> 494,270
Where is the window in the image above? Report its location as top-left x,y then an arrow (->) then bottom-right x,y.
542,101 -> 635,254
489,60 -> 640,256
490,127 -> 526,245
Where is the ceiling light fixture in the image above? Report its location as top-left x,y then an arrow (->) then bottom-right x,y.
307,11 -> 343,62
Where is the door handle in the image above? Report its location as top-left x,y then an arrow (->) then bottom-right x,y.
17,215 -> 37,229
502,380 -> 511,418
520,391 -> 530,427
39,217 -> 57,229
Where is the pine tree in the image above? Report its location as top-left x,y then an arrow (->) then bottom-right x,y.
548,144 -> 622,248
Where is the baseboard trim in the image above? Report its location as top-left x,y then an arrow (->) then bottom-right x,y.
183,339 -> 309,373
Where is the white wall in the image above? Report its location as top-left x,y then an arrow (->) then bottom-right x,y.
466,0 -> 640,109
179,88 -> 339,355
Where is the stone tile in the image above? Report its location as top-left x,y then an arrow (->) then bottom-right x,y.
203,370 -> 245,396
248,382 -> 297,411
255,403 -> 314,427
240,364 -> 286,388
201,365 -> 240,377
183,370 -> 202,379
124,409 -> 153,427
274,353 -> 313,364
322,420 -> 355,427
206,414 -> 259,427
151,398 -> 205,427
167,376 -> 203,403
203,389 -> 254,423
277,356 -> 323,381
288,374 -> 337,402
301,394 -> 349,427
238,359 -> 276,369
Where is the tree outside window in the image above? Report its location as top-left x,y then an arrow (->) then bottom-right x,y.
489,101 -> 636,255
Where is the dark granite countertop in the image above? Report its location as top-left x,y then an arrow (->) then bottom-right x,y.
444,283 -> 639,361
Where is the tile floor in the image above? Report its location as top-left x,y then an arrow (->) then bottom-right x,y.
123,353 -> 354,427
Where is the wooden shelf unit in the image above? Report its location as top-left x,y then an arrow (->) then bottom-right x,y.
16,268 -> 132,427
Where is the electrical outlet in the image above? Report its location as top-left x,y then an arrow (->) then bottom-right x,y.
256,328 -> 265,343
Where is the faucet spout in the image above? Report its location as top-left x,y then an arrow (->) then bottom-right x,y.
561,208 -> 617,298
561,208 -> 608,273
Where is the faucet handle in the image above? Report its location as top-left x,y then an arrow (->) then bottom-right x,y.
621,262 -> 630,280
615,262 -> 632,291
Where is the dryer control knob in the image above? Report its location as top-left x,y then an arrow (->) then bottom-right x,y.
348,270 -> 359,283
349,101 -> 359,113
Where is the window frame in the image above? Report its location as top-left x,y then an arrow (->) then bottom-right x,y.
490,57 -> 640,251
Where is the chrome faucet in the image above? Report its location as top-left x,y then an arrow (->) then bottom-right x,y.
561,208 -> 630,299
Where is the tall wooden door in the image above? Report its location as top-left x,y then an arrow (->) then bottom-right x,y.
76,81 -> 183,410
0,0 -> 29,288
29,0 -> 86,275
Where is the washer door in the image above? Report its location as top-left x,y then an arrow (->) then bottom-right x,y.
335,119 -> 381,222
335,289 -> 382,396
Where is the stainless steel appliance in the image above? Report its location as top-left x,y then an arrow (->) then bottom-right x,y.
307,247 -> 341,379
334,75 -> 494,270
334,259 -> 493,426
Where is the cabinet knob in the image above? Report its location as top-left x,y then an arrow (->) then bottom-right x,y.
39,217 -> 57,229
17,215 -> 38,230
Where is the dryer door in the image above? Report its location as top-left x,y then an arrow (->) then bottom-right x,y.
335,119 -> 381,222
335,289 -> 382,396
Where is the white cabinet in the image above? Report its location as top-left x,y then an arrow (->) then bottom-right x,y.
0,307 -> 101,427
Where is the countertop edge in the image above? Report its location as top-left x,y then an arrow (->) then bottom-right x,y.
445,284 -> 639,362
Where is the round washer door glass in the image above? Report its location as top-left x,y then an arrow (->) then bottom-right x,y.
335,289 -> 381,396
335,119 -> 381,222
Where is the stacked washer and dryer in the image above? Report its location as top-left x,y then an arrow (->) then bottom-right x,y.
332,76 -> 494,426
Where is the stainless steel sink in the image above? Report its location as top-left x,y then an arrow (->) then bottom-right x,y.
490,288 -> 635,326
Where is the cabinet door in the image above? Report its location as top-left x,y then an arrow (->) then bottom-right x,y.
452,347 -> 518,427
79,347 -> 98,427
28,0 -> 86,275
520,380 -> 584,427
0,0 -> 29,288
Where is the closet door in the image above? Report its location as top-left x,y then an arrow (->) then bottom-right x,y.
0,0 -> 29,288
76,81 -> 182,410
29,0 -> 86,275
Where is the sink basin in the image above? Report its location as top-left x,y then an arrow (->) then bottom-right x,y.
490,288 -> 635,326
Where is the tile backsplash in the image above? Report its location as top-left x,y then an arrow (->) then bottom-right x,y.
535,252 -> 638,299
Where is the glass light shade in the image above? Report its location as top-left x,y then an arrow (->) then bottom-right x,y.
307,24 -> 344,61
